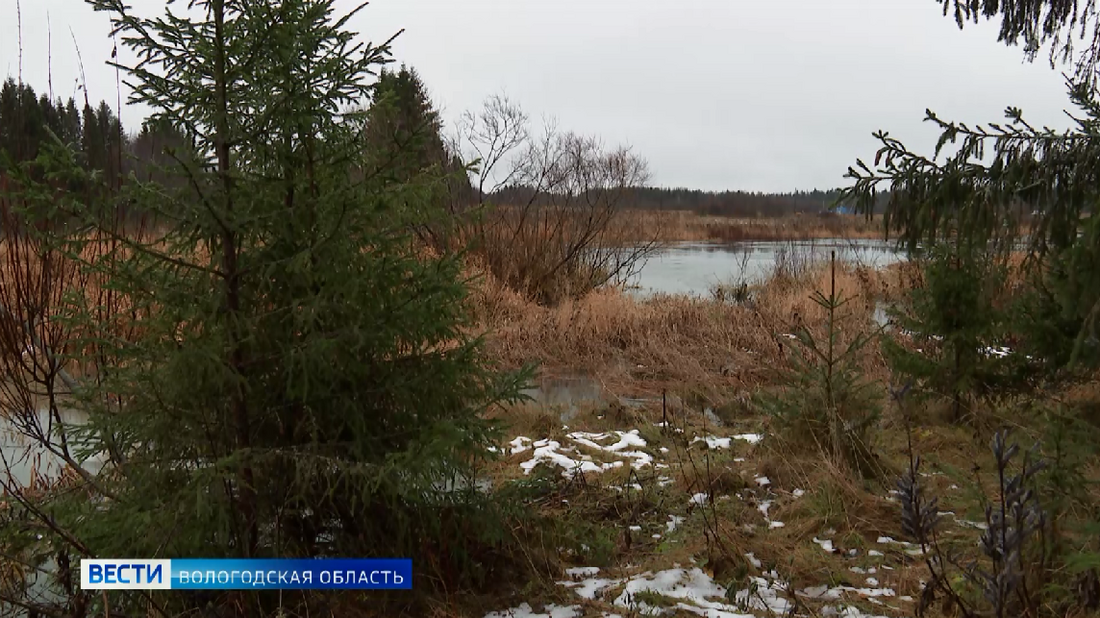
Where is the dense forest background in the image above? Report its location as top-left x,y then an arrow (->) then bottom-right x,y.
0,78 -> 882,218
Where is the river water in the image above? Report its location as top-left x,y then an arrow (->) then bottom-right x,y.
625,238 -> 902,297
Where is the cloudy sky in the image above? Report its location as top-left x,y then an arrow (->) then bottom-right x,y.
0,0 -> 1079,192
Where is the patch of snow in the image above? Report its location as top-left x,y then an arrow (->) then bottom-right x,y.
510,436 -> 533,454
519,440 -> 624,478
800,585 -> 843,600
692,435 -> 733,449
568,430 -> 654,470
558,574 -> 622,601
733,457 -> 746,462
628,525 -> 642,532
733,433 -> 764,444
612,568 -> 789,617
814,538 -> 836,553
658,476 -> 674,487
483,603 -> 580,618
654,421 -> 685,434
867,550 -> 884,557
659,447 -> 670,454
834,607 -> 891,618
652,534 -> 661,539
792,489 -> 805,498
667,515 -> 685,532
565,567 -> 600,577
798,585 -> 896,600
952,515 -> 989,530
757,500 -> 773,518
877,536 -> 925,555
745,553 -> 762,568
866,578 -> 879,586
690,492 -> 709,506
754,476 -> 771,487
769,521 -> 786,529
880,534 -> 924,554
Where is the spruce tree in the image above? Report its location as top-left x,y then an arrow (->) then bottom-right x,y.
883,243 -> 1011,422
361,64 -> 472,247
362,65 -> 448,182
843,77 -> 1100,375
0,0 -> 529,615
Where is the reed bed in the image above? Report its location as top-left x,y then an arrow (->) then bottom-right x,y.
610,210 -> 888,244
469,257 -> 893,399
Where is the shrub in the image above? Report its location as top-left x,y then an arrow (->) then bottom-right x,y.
755,252 -> 882,477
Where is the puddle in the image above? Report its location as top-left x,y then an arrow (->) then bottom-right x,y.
518,374 -> 657,421
872,301 -> 892,328
520,374 -> 607,422
2,407 -> 100,612
703,407 -> 724,427
2,407 -> 99,488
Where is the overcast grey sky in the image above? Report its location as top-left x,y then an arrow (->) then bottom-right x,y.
0,0 -> 1078,192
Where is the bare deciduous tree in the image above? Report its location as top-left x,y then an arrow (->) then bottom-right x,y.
453,95 -> 658,305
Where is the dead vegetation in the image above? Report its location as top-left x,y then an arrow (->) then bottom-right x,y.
612,211 -> 888,244
470,257 -> 892,400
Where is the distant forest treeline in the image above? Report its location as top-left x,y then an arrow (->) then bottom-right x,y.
614,187 -> 884,217
488,185 -> 886,218
2,77 -> 885,219
0,79 -> 188,184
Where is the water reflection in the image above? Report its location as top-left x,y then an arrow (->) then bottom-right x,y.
520,374 -> 607,422
1,407 -> 99,488
625,239 -> 904,298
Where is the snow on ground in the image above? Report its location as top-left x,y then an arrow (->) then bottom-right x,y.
507,561 -> 907,618
756,499 -> 785,528
510,437 -> 534,454
515,430 -> 657,478
667,514 -> 686,532
557,567 -> 623,601
692,435 -> 733,449
483,603 -> 581,618
492,427 -> 921,618
877,536 -> 925,556
613,567 -> 785,617
798,584 -> 897,600
757,500 -> 773,519
519,439 -> 624,477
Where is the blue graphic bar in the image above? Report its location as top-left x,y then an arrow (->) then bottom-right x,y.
81,558 -> 412,590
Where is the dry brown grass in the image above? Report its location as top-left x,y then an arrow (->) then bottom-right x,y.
613,210 -> 888,244
470,258 -> 893,401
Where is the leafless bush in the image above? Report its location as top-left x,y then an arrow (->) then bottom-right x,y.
0,173 -> 140,617
452,95 -> 658,305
